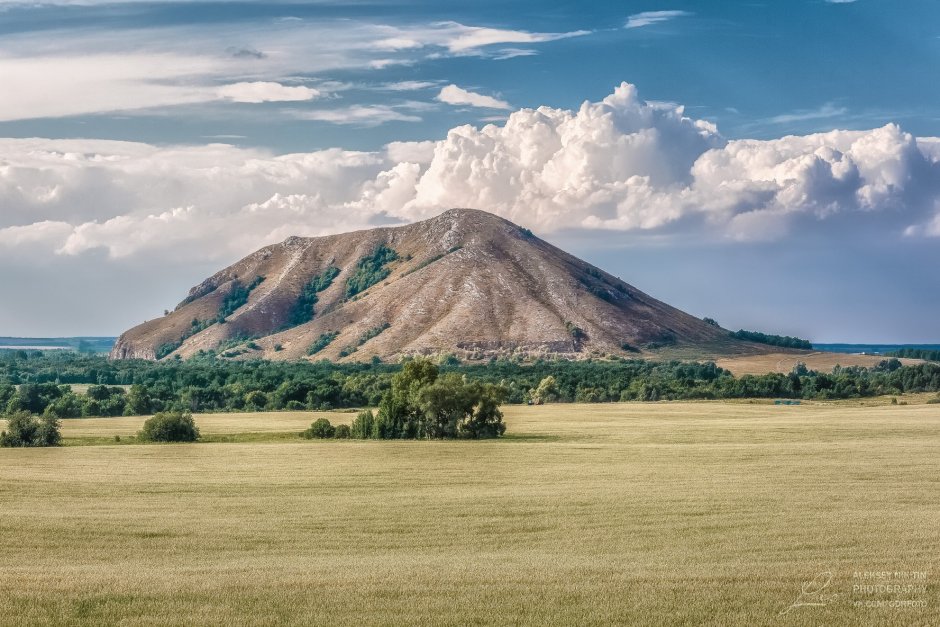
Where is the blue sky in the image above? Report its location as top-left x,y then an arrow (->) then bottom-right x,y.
2,0 -> 939,148
1,0 -> 939,341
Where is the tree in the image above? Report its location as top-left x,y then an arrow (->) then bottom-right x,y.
370,358 -> 507,439
0,411 -> 60,447
530,376 -> 558,405
302,418 -> 335,439
244,390 -> 268,411
351,409 -> 375,439
137,412 -> 200,442
457,380 -> 507,439
374,358 -> 439,438
125,384 -> 152,415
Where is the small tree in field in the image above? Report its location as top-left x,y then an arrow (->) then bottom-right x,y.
0,411 -> 60,447
302,417 -> 335,439
137,412 -> 200,443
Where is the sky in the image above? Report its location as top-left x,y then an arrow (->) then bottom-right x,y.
0,0 -> 938,342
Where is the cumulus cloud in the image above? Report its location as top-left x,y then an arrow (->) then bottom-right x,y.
217,81 -> 319,103
625,11 -> 692,29
3,82 -> 940,267
436,85 -> 511,109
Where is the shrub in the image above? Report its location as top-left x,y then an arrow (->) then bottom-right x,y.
308,331 -> 339,356
334,424 -> 351,439
137,411 -> 200,443
0,411 -> 61,447
302,417 -> 335,439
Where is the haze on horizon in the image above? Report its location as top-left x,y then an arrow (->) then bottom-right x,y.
0,0 -> 938,343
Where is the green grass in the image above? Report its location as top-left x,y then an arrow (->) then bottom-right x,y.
0,400 -> 937,625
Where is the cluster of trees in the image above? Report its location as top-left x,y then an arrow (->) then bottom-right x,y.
345,245 -> 398,297
288,267 -> 339,327
0,411 -> 60,447
2,351 -> 940,419
218,276 -> 265,322
301,417 -> 351,439
730,329 -> 812,350
0,382 -> 138,418
304,359 -> 507,439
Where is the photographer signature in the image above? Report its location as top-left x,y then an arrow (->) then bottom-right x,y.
779,571 -> 839,616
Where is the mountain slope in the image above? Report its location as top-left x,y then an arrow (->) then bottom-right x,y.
111,209 -> 765,362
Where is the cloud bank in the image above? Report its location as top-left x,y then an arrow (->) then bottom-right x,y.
2,82 -> 939,265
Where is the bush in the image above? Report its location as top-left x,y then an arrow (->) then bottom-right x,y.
303,417 -> 335,439
0,411 -> 61,447
334,424 -> 351,439
308,331 -> 339,356
137,411 -> 200,442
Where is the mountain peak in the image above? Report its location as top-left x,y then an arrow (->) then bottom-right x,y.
111,209 -> 749,362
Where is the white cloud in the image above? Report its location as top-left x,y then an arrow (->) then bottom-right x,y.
381,81 -> 442,91
0,53 -> 222,121
0,19 -> 587,121
625,10 -> 692,29
294,105 -> 422,126
437,85 -> 511,109
2,82 -> 940,269
216,81 -> 319,103
768,103 -> 848,125
492,48 -> 539,60
440,23 -> 589,53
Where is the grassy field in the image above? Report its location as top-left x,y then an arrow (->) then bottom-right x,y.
715,351 -> 922,375
1,400 -> 937,626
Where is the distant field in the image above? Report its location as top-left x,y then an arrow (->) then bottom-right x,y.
716,351 -> 922,375
0,337 -> 116,354
1,400 -> 937,625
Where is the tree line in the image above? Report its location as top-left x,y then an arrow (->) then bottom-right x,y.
887,348 -> 940,362
2,351 -> 939,419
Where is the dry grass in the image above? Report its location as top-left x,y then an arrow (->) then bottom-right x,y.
716,351 -> 922,375
1,401 -> 938,625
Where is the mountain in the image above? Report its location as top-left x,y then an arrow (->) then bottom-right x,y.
111,208 -> 766,362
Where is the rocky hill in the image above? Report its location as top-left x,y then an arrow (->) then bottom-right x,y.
111,209 -> 768,362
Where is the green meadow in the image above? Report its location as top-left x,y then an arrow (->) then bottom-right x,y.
1,399 -> 937,626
